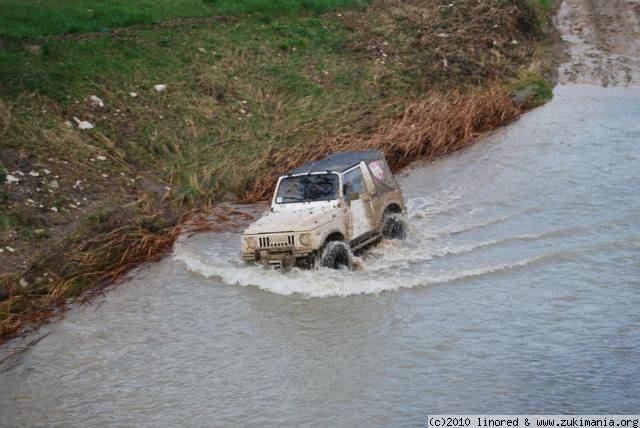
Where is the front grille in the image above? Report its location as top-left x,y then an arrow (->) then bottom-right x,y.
259,235 -> 295,248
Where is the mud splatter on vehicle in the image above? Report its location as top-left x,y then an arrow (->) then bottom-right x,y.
241,151 -> 406,270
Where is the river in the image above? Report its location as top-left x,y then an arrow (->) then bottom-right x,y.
2,3 -> 640,426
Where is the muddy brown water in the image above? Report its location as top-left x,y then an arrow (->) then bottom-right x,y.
2,1 -> 640,424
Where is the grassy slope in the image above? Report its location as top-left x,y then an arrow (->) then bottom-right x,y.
0,0 -> 554,341
0,0 -> 370,38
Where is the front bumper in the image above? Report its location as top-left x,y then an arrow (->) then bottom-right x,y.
241,232 -> 316,266
241,247 -> 314,267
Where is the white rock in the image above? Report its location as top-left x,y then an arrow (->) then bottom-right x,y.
73,180 -> 82,189
198,47 -> 206,53
96,155 -> 107,161
51,207 -> 58,212
511,39 -> 519,45
69,204 -> 77,209
437,32 -> 450,38
73,117 -> 94,130
6,246 -> 16,253
64,120 -> 73,128
29,170 -> 40,177
5,174 -> 20,184
43,169 -> 51,174
48,180 -> 60,190
129,92 -> 138,98
0,248 -> 4,253
19,278 -> 28,288
90,95 -> 105,107
102,173 -> 109,178
154,84 -> 167,93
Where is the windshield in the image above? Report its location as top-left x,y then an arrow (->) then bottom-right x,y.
275,174 -> 339,204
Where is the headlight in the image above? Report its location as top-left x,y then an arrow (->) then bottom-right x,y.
246,237 -> 257,249
299,233 -> 311,246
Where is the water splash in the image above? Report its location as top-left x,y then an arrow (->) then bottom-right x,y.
172,195 -> 554,297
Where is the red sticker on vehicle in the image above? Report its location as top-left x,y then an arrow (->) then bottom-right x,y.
368,161 -> 385,182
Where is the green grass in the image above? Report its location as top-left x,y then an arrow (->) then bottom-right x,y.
536,0 -> 552,13
0,0 -> 548,204
0,210 -> 16,232
205,0 -> 370,18
529,0 -> 553,29
0,0 -> 369,39
0,12 -> 411,200
511,70 -> 553,107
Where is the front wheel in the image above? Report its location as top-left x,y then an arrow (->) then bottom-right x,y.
317,241 -> 353,270
381,212 -> 407,240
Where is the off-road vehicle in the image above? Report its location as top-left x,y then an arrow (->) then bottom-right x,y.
240,150 -> 406,269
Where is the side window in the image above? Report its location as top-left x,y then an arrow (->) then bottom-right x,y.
367,159 -> 397,191
342,167 -> 366,196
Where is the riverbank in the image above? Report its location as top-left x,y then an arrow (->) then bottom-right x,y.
0,0 -> 558,343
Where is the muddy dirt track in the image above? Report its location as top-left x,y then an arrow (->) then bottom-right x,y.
558,0 -> 640,86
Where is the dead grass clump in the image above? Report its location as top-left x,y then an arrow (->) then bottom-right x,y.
0,208 -> 181,344
244,86 -> 520,201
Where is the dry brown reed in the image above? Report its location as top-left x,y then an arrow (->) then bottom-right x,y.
244,86 -> 520,201
0,223 -> 179,343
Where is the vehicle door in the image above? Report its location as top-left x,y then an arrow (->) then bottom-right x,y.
342,163 -> 374,240
364,158 -> 399,221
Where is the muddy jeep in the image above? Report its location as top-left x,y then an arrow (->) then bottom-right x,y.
240,150 -> 406,269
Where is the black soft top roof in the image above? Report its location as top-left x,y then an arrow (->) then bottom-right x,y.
288,150 -> 384,174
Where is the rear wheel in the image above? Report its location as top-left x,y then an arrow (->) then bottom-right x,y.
317,241 -> 352,270
381,212 -> 407,240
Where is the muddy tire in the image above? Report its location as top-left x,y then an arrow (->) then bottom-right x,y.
381,212 -> 407,240
318,241 -> 352,270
